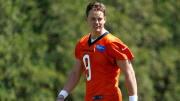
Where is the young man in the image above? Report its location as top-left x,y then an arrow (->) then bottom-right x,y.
57,2 -> 138,101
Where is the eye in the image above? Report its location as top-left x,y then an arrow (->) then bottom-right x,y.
91,17 -> 96,21
98,18 -> 102,21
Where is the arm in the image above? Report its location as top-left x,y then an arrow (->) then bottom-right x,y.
116,59 -> 138,100
57,59 -> 82,101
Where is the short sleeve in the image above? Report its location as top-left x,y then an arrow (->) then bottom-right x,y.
75,42 -> 81,59
107,41 -> 134,61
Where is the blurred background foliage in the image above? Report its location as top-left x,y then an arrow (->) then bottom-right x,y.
0,0 -> 179,101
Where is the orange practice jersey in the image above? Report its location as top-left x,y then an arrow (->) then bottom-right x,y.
75,33 -> 134,101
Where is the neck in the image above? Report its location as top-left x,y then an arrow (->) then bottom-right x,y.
91,32 -> 101,39
91,28 -> 105,39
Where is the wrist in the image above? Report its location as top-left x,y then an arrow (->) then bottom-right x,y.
129,95 -> 138,101
58,90 -> 69,99
57,95 -> 64,99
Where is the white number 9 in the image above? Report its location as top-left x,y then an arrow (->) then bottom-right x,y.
83,54 -> 91,81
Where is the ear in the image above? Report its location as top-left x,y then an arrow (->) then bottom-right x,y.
85,17 -> 88,22
104,16 -> 106,23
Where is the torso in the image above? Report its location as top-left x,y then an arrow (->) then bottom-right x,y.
75,33 -> 133,101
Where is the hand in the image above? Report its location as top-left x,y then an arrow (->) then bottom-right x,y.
56,95 -> 64,101
56,99 -> 64,101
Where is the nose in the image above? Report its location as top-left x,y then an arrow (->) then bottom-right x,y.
95,19 -> 99,24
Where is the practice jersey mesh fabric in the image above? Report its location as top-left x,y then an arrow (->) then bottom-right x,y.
75,33 -> 134,101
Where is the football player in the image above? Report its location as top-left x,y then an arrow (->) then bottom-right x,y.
57,2 -> 138,101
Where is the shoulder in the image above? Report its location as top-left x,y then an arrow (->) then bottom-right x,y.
79,34 -> 89,43
105,33 -> 126,46
76,34 -> 90,47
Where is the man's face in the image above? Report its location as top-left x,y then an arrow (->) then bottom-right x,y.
86,10 -> 106,34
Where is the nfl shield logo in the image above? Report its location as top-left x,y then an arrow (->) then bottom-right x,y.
96,44 -> 105,52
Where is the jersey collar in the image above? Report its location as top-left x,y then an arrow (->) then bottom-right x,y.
88,31 -> 109,46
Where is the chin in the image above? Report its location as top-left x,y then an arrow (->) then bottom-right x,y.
94,29 -> 101,33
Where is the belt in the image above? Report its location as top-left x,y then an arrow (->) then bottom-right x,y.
92,95 -> 102,100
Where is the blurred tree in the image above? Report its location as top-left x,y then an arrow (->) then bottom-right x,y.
0,0 -> 179,101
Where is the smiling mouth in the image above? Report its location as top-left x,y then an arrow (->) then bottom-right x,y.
95,26 -> 101,29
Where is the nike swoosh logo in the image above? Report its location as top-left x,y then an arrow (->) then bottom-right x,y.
122,48 -> 127,51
